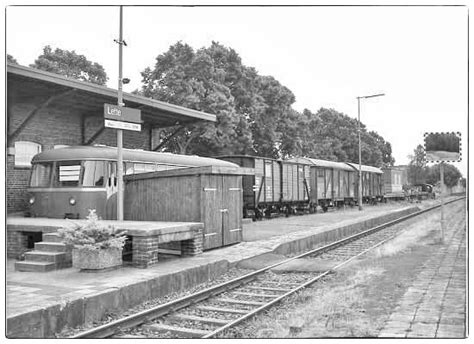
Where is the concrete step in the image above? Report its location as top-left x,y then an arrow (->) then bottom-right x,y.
42,233 -> 64,243
34,242 -> 69,252
15,261 -> 56,272
24,251 -> 71,263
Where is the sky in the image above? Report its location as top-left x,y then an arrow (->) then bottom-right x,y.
5,4 -> 469,176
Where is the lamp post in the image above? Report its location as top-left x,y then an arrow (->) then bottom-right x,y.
357,93 -> 385,211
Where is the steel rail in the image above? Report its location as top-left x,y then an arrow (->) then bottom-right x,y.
71,197 -> 464,338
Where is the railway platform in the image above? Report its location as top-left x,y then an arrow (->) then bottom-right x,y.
5,198 -> 461,338
378,206 -> 466,338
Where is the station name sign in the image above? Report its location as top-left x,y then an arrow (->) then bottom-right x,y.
104,103 -> 142,132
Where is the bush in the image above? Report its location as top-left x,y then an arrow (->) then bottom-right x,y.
58,209 -> 127,251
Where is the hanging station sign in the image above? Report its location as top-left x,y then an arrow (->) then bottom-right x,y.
104,103 -> 142,131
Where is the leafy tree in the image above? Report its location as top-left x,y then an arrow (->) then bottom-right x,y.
407,144 -> 427,184
7,54 -> 18,64
425,132 -> 460,153
139,41 -> 393,162
140,41 -> 253,156
425,163 -> 462,188
31,45 -> 108,85
292,108 -> 394,166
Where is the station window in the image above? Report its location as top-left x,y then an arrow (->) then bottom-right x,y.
14,141 -> 41,167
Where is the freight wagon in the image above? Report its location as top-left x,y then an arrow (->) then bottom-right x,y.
288,157 -> 357,211
215,155 -> 311,219
346,163 -> 384,204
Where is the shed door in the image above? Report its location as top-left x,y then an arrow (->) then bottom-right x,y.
202,175 -> 223,250
203,175 -> 242,250
222,176 -> 243,246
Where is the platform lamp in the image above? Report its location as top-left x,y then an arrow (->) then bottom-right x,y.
357,93 -> 385,211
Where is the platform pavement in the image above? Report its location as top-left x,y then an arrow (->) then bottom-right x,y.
5,198 -> 461,337
378,203 -> 467,338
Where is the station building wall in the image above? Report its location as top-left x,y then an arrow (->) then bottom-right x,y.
7,101 -> 154,214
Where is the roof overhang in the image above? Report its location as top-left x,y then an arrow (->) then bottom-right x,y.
7,63 -> 216,128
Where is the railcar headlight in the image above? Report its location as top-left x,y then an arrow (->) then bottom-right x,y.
29,197 -> 35,205
69,197 -> 76,206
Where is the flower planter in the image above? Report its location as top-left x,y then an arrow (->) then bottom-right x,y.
72,247 -> 122,270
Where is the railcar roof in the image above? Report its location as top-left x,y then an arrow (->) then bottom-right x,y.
345,162 -> 383,174
31,146 -> 239,168
287,157 -> 355,171
214,155 -> 280,162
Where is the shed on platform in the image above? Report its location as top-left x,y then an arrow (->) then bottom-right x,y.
124,165 -> 254,250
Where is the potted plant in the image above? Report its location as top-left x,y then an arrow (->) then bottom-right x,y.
58,209 -> 127,271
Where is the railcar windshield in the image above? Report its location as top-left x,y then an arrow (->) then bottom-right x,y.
30,162 -> 53,187
30,160 -> 106,188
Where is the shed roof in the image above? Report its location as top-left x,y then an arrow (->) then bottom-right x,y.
7,63 -> 216,127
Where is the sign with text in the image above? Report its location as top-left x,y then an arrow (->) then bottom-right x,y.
424,132 -> 461,162
104,103 -> 142,130
104,119 -> 141,132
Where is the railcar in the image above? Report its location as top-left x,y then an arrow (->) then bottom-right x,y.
346,163 -> 384,204
215,155 -> 311,218
27,145 -> 238,220
287,157 -> 356,212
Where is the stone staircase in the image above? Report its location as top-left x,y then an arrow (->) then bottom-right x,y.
15,232 -> 72,272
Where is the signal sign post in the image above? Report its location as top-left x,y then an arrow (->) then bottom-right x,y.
107,5 -> 142,221
424,132 -> 461,244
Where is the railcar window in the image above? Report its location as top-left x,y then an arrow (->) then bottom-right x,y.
54,161 -> 81,187
82,161 -> 105,187
30,162 -> 53,187
134,163 -> 156,174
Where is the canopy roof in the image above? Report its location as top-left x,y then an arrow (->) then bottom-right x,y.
7,63 -> 216,127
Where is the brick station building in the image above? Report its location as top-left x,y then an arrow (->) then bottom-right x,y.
6,63 -> 216,214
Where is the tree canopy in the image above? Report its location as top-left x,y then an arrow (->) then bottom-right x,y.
425,132 -> 460,153
7,54 -> 18,64
140,41 -> 395,165
30,46 -> 108,85
407,144 -> 463,188
425,163 -> 462,188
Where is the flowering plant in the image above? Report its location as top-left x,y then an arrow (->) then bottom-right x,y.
58,209 -> 127,251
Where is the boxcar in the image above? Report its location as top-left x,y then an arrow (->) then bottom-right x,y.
215,155 -> 312,218
346,163 -> 383,204
27,145 -> 238,220
280,160 -> 312,214
288,157 -> 356,211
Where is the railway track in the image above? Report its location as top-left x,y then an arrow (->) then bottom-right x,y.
70,197 -> 464,339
